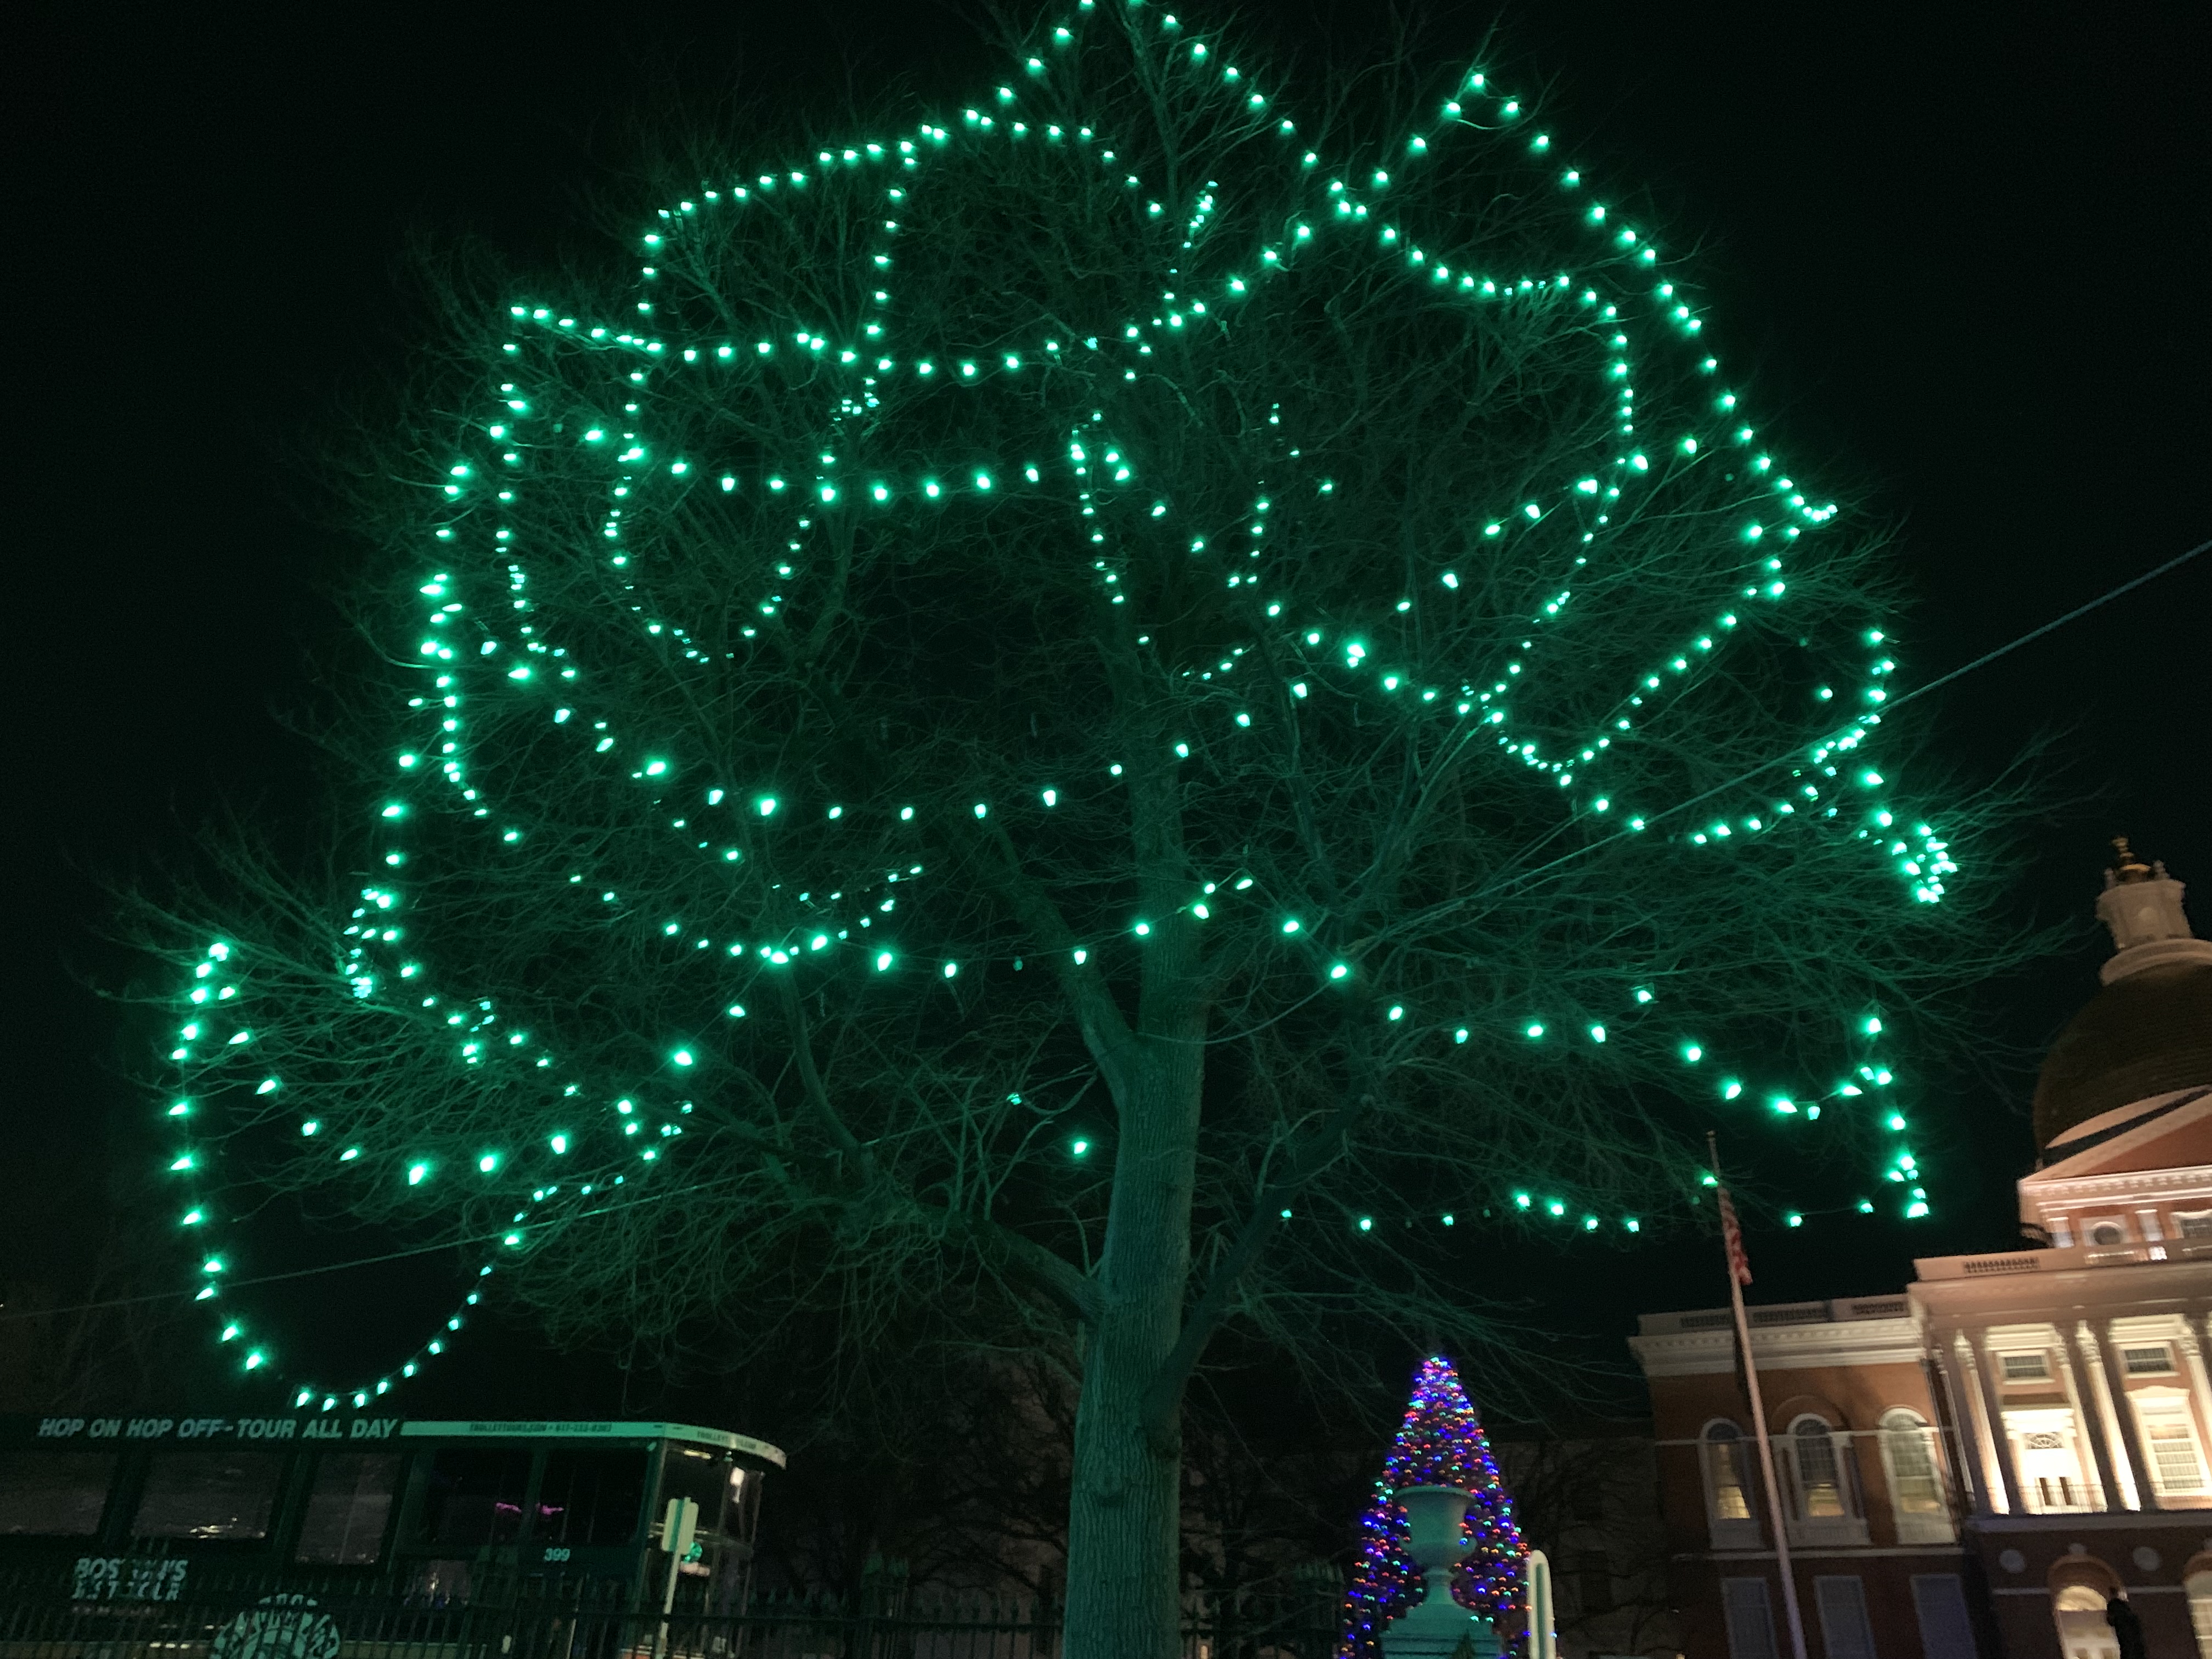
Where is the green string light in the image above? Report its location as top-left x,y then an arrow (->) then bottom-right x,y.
159,3 -> 1955,1402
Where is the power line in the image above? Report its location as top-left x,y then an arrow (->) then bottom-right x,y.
0,1173 -> 746,1324
1469,535 -> 2209,905
13,542 -> 2203,1323
1873,538 -> 2208,721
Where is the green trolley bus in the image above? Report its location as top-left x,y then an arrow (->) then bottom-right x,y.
0,1412 -> 783,1613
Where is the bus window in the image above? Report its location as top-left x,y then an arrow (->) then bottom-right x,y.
0,1451 -> 117,1536
726,1465 -> 763,1543
132,1451 -> 284,1539
415,1448 -> 531,1545
295,1452 -> 402,1564
657,1444 -> 730,1535
535,1447 -> 647,1545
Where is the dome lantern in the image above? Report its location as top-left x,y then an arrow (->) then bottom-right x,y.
2095,837 -> 2212,985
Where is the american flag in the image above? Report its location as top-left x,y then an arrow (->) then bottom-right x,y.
1716,1186 -> 1753,1286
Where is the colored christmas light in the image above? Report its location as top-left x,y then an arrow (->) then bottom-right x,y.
1340,1355 -> 1526,1656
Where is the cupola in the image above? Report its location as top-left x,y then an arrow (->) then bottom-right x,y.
2030,840 -> 2212,1151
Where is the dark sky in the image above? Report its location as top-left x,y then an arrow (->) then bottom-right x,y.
4,1 -> 2207,1422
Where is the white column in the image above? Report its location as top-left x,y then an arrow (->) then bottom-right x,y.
1953,1331 -> 2015,1514
2090,1319 -> 2155,1510
1976,1333 -> 2031,1513
1928,1350 -> 1985,1518
2051,1338 -> 2113,1510
2075,1321 -> 2142,1511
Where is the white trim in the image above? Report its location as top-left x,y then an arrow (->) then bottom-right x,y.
1631,1316 -> 1926,1378
1876,1408 -> 1956,1544
1780,1415 -> 1870,1547
2134,1388 -> 2211,1498
2000,1403 -> 2098,1513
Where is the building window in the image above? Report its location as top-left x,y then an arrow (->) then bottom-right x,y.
1879,1409 -> 1955,1543
1792,1419 -> 1848,1517
2086,1219 -> 2128,1245
1781,1415 -> 1867,1544
1721,1576 -> 1781,1659
2138,1404 -> 2209,1497
2177,1211 -> 2212,1239
1814,1576 -> 1877,1659
2005,1410 -> 2095,1512
1707,1423 -> 1752,1517
1910,1575 -> 1977,1657
1701,1421 -> 1762,1549
2001,1351 -> 2051,1381
2186,1568 -> 2212,1657
2123,1345 -> 2177,1375
2053,1583 -> 2121,1659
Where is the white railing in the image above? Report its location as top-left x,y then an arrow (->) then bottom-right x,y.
1917,1239 -> 2212,1279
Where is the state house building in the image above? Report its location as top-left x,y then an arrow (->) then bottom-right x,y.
1631,845 -> 2212,1659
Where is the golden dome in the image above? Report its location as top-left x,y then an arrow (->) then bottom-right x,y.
2032,961 -> 2212,1150
2031,842 -> 2212,1151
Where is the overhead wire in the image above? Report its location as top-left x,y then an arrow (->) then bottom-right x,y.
0,1172 -> 750,1324
21,541 -> 2202,1325
1461,535 -> 2209,909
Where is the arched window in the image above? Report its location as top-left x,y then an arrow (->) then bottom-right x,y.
1878,1408 -> 1953,1543
2187,1567 -> 2212,1658
1792,1417 -> 1846,1518
1881,1411 -> 1942,1512
1700,1421 -> 1760,1548
1775,1413 -> 1869,1545
2053,1584 -> 2119,1659
2050,1559 -> 2125,1659
1706,1421 -> 1752,1518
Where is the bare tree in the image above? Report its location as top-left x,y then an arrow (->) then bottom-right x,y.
0,1157 -> 211,1412
1496,1429 -> 1681,1657
126,7 -> 2031,1655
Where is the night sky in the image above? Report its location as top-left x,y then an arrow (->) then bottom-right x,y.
5,2 -> 2206,1426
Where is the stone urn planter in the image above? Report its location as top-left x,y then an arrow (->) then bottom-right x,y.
1380,1486 -> 1500,1658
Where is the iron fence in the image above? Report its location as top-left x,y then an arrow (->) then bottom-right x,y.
0,1578 -> 1342,1659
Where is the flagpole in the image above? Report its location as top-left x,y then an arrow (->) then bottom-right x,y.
1708,1132 -> 1808,1659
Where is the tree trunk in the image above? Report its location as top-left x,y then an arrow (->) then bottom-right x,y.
1062,1036 -> 1204,1659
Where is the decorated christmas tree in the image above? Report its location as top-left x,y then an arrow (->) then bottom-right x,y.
1341,1356 -> 1526,1657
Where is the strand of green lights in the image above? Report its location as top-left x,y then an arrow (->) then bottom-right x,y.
163,1 -> 1949,1399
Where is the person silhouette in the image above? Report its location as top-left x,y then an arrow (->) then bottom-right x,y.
2103,1593 -> 2146,1659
